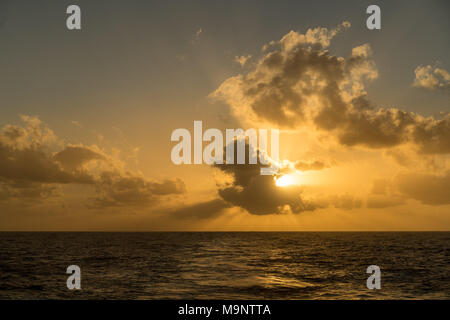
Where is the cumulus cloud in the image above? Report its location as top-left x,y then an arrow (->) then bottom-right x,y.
234,55 -> 252,67
0,117 -> 94,187
278,21 -> 351,51
211,22 -> 450,154
218,174 -> 315,215
92,171 -> 185,207
0,115 -> 57,148
0,145 -> 94,185
0,116 -> 185,206
413,65 -> 450,91
212,141 -> 319,215
53,145 -> 106,171
411,114 -> 450,154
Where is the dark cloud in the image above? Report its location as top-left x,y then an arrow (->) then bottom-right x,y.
411,114 -> 450,154
335,107 -> 416,148
147,178 -> 186,196
218,176 -> 316,215
0,179 -> 59,202
0,116 -> 186,206
92,171 -> 185,208
53,146 -> 105,171
0,117 -> 95,201
213,141 -> 318,215
167,199 -> 231,220
0,122 -> 95,187
0,144 -> 94,185
212,23 -> 450,154
244,47 -> 347,129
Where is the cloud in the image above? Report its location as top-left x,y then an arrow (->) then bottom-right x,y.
411,114 -> 450,154
213,141 -> 319,215
92,171 -> 185,207
364,175 -> 450,208
234,55 -> 252,67
53,145 -> 105,171
147,178 -> 186,195
0,116 -> 186,206
0,144 -> 94,185
294,159 -> 329,171
395,171 -> 450,205
0,115 -> 57,148
0,118 -> 94,186
278,21 -> 351,51
166,199 -> 231,220
211,22 -> 450,155
413,65 -> 450,91
0,179 -> 59,202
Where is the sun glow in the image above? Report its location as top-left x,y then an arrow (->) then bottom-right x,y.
275,174 -> 297,187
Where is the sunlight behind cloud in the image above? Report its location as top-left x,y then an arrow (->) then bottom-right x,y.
275,174 -> 298,187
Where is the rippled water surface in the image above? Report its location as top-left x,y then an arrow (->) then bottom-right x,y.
0,232 -> 448,299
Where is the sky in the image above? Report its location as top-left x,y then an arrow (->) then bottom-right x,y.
0,0 -> 449,231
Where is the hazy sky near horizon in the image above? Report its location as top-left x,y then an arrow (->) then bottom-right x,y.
0,0 -> 449,230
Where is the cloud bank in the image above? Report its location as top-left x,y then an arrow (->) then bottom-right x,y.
0,116 -> 185,207
211,22 -> 450,154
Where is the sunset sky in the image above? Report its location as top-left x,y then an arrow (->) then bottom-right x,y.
0,0 -> 449,231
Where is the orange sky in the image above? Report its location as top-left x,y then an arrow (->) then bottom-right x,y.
0,1 -> 449,230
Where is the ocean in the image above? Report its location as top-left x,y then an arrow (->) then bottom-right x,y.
0,232 -> 448,299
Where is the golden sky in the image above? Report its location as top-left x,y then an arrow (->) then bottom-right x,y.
0,1 -> 449,230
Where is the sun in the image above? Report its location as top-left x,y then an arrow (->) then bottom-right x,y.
275,174 -> 297,187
